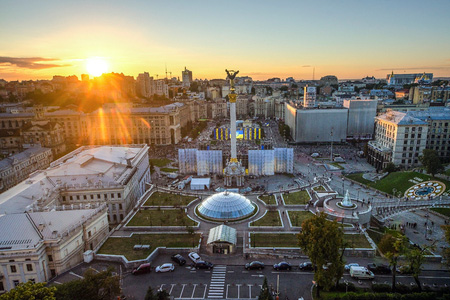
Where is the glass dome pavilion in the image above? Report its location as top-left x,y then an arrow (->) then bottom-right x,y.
197,191 -> 255,221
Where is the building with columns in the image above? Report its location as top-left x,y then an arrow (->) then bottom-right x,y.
0,205 -> 108,292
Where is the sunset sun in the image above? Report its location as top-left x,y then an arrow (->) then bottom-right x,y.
86,57 -> 108,77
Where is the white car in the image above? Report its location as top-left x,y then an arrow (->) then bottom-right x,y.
344,263 -> 359,271
155,263 -> 175,273
311,153 -> 320,158
188,252 -> 201,263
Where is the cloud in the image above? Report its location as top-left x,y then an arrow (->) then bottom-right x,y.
377,66 -> 450,71
0,56 -> 71,69
302,65 -> 311,67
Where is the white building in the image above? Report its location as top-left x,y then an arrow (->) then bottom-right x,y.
182,67 -> 193,88
0,205 -> 108,292
343,99 -> 378,140
0,145 -> 150,224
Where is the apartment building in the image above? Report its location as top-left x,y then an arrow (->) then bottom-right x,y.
0,147 -> 53,192
368,107 -> 450,170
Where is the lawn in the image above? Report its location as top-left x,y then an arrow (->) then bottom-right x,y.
346,171 -> 450,195
249,233 -> 371,248
313,185 -> 326,192
344,234 -> 372,248
149,158 -> 172,167
98,233 -> 201,261
288,211 -> 314,227
430,207 -> 450,217
259,195 -> 277,205
250,211 -> 282,227
144,191 -> 196,206
127,209 -> 198,227
283,190 -> 310,205
250,233 -> 298,248
160,167 -> 178,173
330,162 -> 344,170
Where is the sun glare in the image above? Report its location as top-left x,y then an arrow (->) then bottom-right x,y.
86,57 -> 108,77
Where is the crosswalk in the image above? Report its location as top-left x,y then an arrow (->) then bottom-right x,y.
207,265 -> 227,299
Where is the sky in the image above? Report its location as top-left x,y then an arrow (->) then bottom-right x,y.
1,0 -> 450,81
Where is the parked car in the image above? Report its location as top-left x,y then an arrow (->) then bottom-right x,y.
155,263 -> 175,273
350,266 -> 374,280
344,263 -> 359,272
171,254 -> 186,266
245,261 -> 265,270
299,262 -> 314,271
273,262 -> 292,271
396,265 -> 412,274
188,252 -> 201,263
367,263 -> 391,274
193,261 -> 214,270
311,153 -> 320,158
132,263 -> 151,275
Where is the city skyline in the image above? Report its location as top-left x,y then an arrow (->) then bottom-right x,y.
1,0 -> 450,81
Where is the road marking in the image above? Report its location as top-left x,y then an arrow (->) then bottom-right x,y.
180,284 -> 186,299
191,284 -> 197,298
169,284 -> 175,295
160,284 -> 165,290
238,284 -> 241,299
248,284 -> 251,298
69,272 -> 84,279
228,270 -> 234,273
207,265 -> 227,298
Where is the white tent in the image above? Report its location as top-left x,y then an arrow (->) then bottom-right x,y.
190,178 -> 211,190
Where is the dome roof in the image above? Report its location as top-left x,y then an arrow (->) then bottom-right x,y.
198,191 -> 255,221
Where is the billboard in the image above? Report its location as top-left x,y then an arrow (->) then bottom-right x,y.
236,130 -> 244,139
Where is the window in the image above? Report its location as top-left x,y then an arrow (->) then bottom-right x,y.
97,194 -> 101,199
119,204 -> 122,210
10,265 -> 17,273
83,195 -> 87,200
62,196 -> 66,202
26,264 -> 33,271
76,195 -> 80,200
0,281 -> 4,291
48,255 -> 53,262
118,193 -> 121,199
88,231 -> 92,238
13,280 -> 20,287
111,193 -> 114,199
70,196 -> 73,200
50,269 -> 56,277
29,278 -> 35,283
90,195 -> 94,200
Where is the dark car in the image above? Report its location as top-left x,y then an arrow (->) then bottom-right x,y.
367,263 -> 391,274
299,262 -> 314,271
132,263 -> 151,275
245,261 -> 265,270
273,262 -> 292,271
396,265 -> 412,274
171,254 -> 186,266
193,261 -> 214,270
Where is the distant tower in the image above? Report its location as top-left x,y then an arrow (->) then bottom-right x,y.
303,85 -> 316,108
224,69 -> 245,187
81,74 -> 90,82
182,67 -> 193,88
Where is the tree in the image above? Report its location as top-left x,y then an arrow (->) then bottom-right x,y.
258,277 -> 273,300
298,213 -> 345,298
156,289 -> 170,300
378,233 -> 407,292
405,243 -> 435,291
383,162 -> 397,173
144,286 -> 156,300
442,225 -> 450,270
55,267 -> 120,300
0,281 -> 56,300
419,149 -> 444,176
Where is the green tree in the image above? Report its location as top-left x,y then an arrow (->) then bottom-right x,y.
258,277 -> 273,300
156,289 -> 170,300
55,267 -> 120,300
298,212 -> 345,298
378,233 -> 407,292
0,281 -> 56,300
442,225 -> 450,270
405,243 -> 435,291
383,162 -> 397,173
144,286 -> 156,300
419,149 -> 444,176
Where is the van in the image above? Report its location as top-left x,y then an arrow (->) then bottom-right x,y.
349,266 -> 374,279
132,263 -> 151,275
